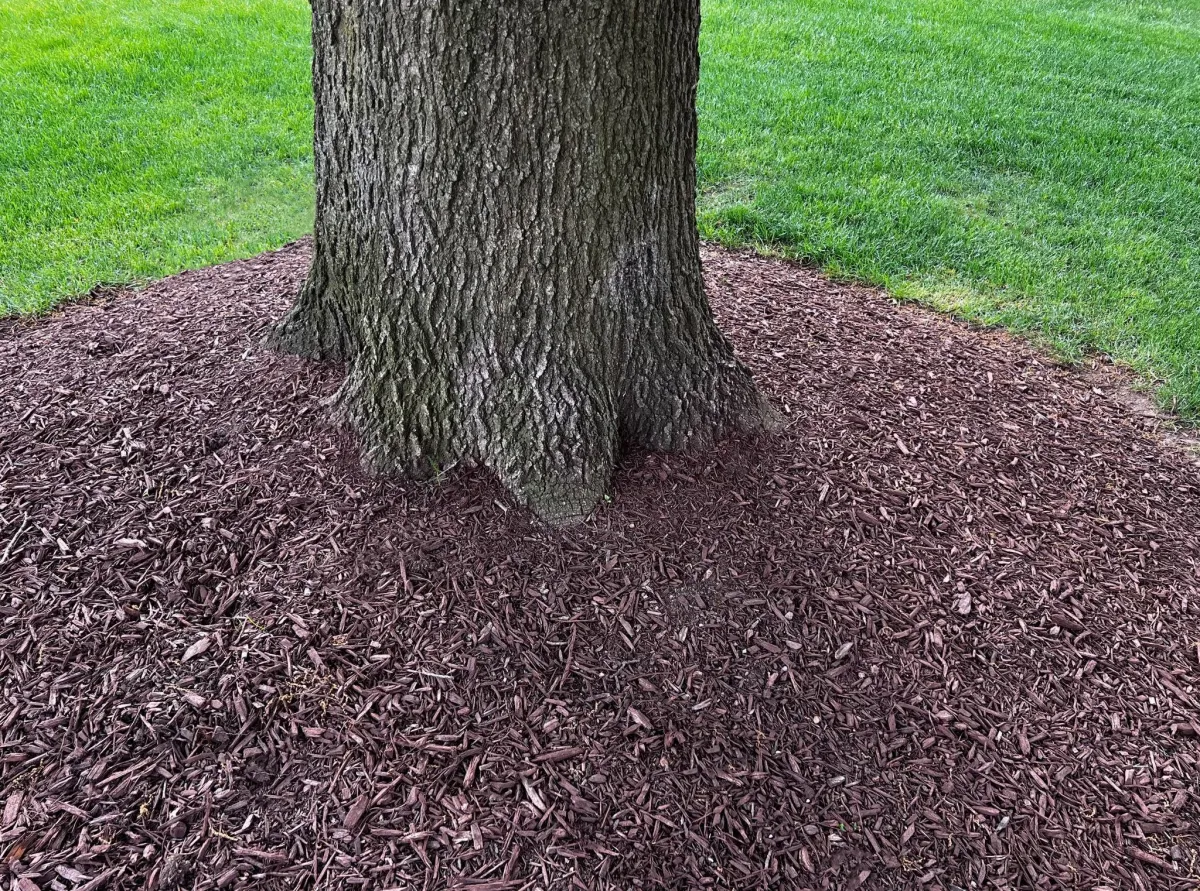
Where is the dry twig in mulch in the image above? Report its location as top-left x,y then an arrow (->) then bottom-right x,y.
2,241 -> 1199,890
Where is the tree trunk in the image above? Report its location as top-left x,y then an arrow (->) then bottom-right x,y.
271,0 -> 776,522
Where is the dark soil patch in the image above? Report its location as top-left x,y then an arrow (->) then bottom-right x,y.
3,242 -> 1199,890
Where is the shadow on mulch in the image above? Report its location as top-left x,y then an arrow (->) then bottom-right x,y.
2,241 -> 1199,891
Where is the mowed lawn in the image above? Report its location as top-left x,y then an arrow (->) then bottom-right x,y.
3,1 -> 1200,415
0,0 -> 313,313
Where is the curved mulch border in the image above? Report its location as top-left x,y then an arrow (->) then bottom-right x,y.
2,241 -> 1198,890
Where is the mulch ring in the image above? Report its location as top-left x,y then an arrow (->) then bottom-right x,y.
3,241 -> 1200,891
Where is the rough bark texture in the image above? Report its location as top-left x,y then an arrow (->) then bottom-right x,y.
271,0 -> 775,521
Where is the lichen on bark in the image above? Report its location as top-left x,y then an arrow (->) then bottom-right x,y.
271,0 -> 777,522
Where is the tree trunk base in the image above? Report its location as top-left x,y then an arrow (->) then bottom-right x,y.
271,284 -> 778,523
267,256 -> 350,363
271,264 -> 779,523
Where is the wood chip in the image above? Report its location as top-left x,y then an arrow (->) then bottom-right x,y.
1,242 -> 1197,889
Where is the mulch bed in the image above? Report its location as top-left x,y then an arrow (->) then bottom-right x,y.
2,241 -> 1199,891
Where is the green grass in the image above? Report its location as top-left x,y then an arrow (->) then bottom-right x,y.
3,0 -> 1200,415
698,0 -> 1200,415
0,0 -> 313,312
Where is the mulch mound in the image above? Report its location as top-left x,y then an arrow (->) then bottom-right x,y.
2,242 -> 1199,891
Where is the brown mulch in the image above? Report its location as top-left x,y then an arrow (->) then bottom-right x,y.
2,241 -> 1200,891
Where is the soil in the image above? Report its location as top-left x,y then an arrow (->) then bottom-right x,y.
2,241 -> 1199,891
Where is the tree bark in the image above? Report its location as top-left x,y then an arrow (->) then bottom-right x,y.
271,0 -> 776,522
